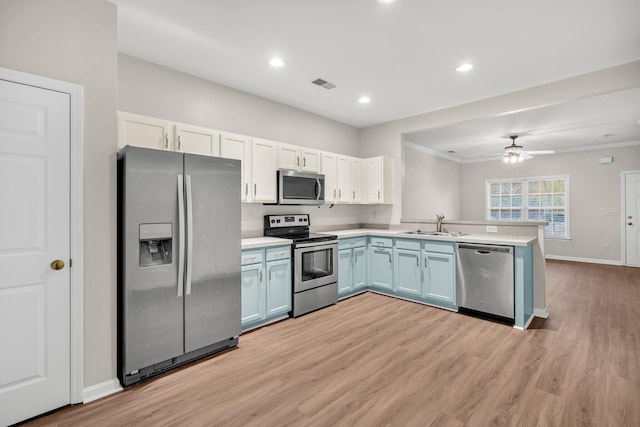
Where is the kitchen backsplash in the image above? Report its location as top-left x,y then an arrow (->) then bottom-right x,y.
241,203 -> 392,237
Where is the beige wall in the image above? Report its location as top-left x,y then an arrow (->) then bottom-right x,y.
0,0 -> 118,386
360,61 -> 640,224
118,54 -> 361,157
461,144 -> 640,262
402,146 -> 462,221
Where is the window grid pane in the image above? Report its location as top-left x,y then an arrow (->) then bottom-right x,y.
487,176 -> 568,238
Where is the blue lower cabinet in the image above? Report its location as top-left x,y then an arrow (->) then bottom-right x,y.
422,251 -> 455,304
338,248 -> 353,295
266,259 -> 291,317
369,245 -> 393,290
241,245 -> 291,330
338,238 -> 368,297
394,249 -> 421,296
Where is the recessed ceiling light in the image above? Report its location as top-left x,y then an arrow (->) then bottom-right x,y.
269,57 -> 285,68
456,63 -> 474,73
377,0 -> 396,4
358,96 -> 371,104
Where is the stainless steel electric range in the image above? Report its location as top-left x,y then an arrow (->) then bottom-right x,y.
264,214 -> 338,317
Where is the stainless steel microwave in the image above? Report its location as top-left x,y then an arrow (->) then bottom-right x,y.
276,170 -> 325,205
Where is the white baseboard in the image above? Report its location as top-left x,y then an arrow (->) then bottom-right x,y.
533,308 -> 549,319
83,378 -> 122,403
545,254 -> 623,266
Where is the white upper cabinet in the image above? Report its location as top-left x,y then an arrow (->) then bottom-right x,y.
251,138 -> 277,203
351,158 -> 363,204
336,155 -> 352,204
220,132 -> 252,202
278,143 -> 321,173
321,152 -> 338,204
118,111 -> 171,150
364,157 -> 393,204
175,124 -> 220,156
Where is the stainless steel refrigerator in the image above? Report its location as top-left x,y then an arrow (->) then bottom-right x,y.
117,145 -> 241,386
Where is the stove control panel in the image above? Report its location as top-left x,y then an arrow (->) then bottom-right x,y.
264,214 -> 309,229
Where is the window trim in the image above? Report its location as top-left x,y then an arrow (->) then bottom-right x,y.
485,175 -> 570,239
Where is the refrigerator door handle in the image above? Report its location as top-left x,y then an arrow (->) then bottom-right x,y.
185,174 -> 194,295
177,174 -> 185,297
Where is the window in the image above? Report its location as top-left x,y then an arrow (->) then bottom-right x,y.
486,176 -> 569,239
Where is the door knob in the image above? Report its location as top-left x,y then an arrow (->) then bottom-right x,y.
629,222 -> 634,226
51,259 -> 65,270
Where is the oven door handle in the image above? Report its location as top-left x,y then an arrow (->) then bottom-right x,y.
295,240 -> 338,249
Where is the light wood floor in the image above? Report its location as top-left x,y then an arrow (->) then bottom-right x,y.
24,260 -> 640,426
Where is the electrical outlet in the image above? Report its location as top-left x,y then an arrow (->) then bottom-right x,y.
602,244 -> 610,252
486,225 -> 498,233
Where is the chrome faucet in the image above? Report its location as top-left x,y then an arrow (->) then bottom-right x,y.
436,214 -> 445,232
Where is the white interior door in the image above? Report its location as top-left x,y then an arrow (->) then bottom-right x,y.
0,79 -> 71,425
625,172 -> 640,266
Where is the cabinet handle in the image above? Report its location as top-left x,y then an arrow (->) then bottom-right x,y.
424,257 -> 428,269
177,135 -> 182,151
416,257 -> 419,267
259,270 -> 263,282
378,190 -> 381,200
269,268 -> 272,281
303,157 -> 306,167
334,189 -> 337,198
339,189 -> 342,199
245,183 -> 248,197
296,156 -> 300,166
164,133 -> 169,149
353,190 -> 355,200
254,183 -> 257,196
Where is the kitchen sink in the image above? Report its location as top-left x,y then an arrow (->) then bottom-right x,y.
398,230 -> 469,237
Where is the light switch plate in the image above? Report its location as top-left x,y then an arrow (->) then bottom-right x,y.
486,225 -> 498,233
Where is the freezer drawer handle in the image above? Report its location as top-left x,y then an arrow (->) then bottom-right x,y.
177,175 -> 185,297
185,175 -> 194,295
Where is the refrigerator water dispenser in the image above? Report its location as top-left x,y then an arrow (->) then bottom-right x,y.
139,223 -> 172,267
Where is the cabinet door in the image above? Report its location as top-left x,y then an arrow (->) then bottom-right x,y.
322,152 -> 338,204
365,157 -> 382,203
241,263 -> 264,325
251,139 -> 277,203
336,156 -> 352,204
266,259 -> 291,317
300,148 -> 321,173
277,144 -> 300,170
351,158 -> 363,203
369,247 -> 393,290
117,112 -> 171,150
352,246 -> 367,289
423,251 -> 455,303
175,124 -> 220,156
394,249 -> 421,295
338,248 -> 353,295
220,133 -> 251,202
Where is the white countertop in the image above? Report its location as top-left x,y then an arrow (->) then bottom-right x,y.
329,228 -> 537,246
241,228 -> 537,249
241,236 -> 292,249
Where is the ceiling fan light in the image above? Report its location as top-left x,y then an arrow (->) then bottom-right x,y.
503,156 -> 509,163
518,156 -> 524,162
510,156 -> 518,164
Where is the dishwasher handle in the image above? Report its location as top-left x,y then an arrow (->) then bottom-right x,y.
456,243 -> 513,254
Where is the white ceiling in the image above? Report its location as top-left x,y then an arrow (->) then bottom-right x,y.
112,0 -> 640,156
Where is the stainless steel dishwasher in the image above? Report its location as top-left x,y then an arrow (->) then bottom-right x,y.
456,243 -> 514,324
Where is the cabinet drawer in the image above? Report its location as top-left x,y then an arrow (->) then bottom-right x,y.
424,240 -> 455,254
338,237 -> 367,250
369,236 -> 393,248
241,249 -> 264,265
395,238 -> 421,251
266,245 -> 291,261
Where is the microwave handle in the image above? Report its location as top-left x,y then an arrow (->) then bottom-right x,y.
315,178 -> 322,201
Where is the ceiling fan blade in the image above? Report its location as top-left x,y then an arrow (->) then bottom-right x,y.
527,150 -> 555,155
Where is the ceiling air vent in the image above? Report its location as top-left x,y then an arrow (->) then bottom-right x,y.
312,78 -> 336,90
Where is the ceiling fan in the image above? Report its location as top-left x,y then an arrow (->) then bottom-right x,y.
500,135 -> 554,163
